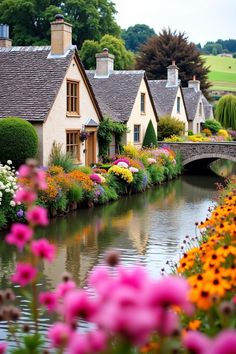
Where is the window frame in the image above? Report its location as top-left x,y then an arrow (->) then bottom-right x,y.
140,93 -> 146,114
199,102 -> 202,116
66,80 -> 80,116
177,96 -> 181,114
134,124 -> 141,143
66,130 -> 81,162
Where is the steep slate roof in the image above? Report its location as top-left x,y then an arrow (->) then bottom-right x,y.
182,88 -> 202,121
86,70 -> 158,123
148,80 -> 179,117
201,95 -> 213,119
0,46 -> 102,122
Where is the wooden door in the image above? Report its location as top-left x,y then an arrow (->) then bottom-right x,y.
86,132 -> 96,166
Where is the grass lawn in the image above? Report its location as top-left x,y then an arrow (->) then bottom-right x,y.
202,55 -> 236,92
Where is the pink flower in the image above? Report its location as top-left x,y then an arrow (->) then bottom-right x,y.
5,223 -> 33,251
63,289 -> 97,323
113,158 -> 130,166
11,263 -> 37,286
55,280 -> 77,298
39,291 -> 57,312
31,239 -> 56,262
183,331 -> 211,354
35,170 -> 47,190
14,189 -> 37,204
68,331 -> 107,354
26,206 -> 48,226
0,343 -> 7,354
47,322 -> 72,348
148,276 -> 189,309
207,330 -> 236,354
18,165 -> 31,178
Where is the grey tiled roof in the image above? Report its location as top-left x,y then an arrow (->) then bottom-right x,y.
182,88 -> 202,121
86,70 -> 150,123
148,80 -> 178,117
0,46 -> 73,121
201,95 -> 214,119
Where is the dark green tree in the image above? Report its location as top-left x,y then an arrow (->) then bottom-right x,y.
142,120 -> 157,148
216,95 -> 236,130
80,34 -> 135,70
136,28 -> 211,97
121,24 -> 156,52
0,117 -> 38,168
0,0 -> 120,48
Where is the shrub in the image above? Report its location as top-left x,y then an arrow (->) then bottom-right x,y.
216,94 -> 236,130
201,128 -> 212,136
157,116 -> 185,141
203,118 -> 222,134
48,141 -> 74,172
187,130 -> 193,136
0,117 -> 38,168
142,120 -> 157,148
147,164 -> 165,184
67,184 -> 83,204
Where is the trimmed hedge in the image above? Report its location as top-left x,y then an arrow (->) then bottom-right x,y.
0,117 -> 38,168
142,120 -> 157,148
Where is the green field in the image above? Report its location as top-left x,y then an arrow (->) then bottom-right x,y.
202,55 -> 236,92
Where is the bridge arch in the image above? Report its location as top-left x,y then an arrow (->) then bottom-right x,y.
183,153 -> 236,166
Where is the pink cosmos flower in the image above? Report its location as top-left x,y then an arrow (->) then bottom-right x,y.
207,330 -> 236,354
18,165 -> 31,178
14,189 -> 37,204
183,331 -> 211,354
68,330 -> 107,354
5,223 -> 33,251
63,289 -> 97,323
11,262 -> 37,286
0,343 -> 7,354
35,170 -> 47,190
55,280 -> 77,298
26,206 -> 48,226
39,291 -> 57,312
47,322 -> 72,348
31,239 -> 56,262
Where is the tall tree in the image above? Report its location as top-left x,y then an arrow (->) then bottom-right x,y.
80,34 -> 135,70
216,95 -> 236,130
136,28 -> 211,97
0,0 -> 120,48
121,24 -> 156,52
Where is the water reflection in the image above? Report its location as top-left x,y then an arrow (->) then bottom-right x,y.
211,159 -> 236,177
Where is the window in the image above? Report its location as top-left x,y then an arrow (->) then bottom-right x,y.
134,125 -> 140,143
66,130 -> 80,160
199,102 -> 202,116
177,97 -> 181,114
141,93 -> 146,113
67,80 -> 80,115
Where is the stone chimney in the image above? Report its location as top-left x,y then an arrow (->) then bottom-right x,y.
0,24 -> 12,48
50,14 -> 72,55
166,60 -> 179,87
95,48 -> 114,77
188,75 -> 200,92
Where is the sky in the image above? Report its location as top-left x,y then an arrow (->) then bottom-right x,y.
113,0 -> 236,45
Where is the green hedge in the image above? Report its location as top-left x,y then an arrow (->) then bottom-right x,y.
0,117 -> 38,168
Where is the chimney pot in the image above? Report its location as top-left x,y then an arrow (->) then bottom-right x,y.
55,14 -> 64,22
193,75 -> 196,80
103,48 -> 109,53
172,60 -> 176,66
167,61 -> 179,87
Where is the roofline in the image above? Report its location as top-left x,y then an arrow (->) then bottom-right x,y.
179,85 -> 189,121
144,74 -> 159,122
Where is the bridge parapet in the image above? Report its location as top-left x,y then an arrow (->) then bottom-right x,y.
158,142 -> 236,166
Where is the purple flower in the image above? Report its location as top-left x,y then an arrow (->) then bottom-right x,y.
16,209 -> 24,218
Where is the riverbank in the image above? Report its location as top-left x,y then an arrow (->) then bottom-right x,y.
0,145 -> 182,229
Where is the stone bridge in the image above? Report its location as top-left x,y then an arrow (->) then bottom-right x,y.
158,142 -> 236,174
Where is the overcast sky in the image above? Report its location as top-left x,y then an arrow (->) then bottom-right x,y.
113,0 -> 236,45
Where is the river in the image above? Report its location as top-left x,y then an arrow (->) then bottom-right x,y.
0,168 -> 233,342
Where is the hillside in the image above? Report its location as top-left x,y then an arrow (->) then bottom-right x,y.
203,55 -> 236,92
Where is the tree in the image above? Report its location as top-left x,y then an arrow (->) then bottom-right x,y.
80,34 -> 135,70
135,29 -> 211,97
142,120 -> 157,147
0,0 -> 120,48
121,24 -> 156,52
216,95 -> 236,130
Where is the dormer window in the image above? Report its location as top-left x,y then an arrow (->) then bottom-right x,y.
67,80 -> 80,115
199,102 -> 202,116
141,93 -> 146,114
177,97 -> 181,114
